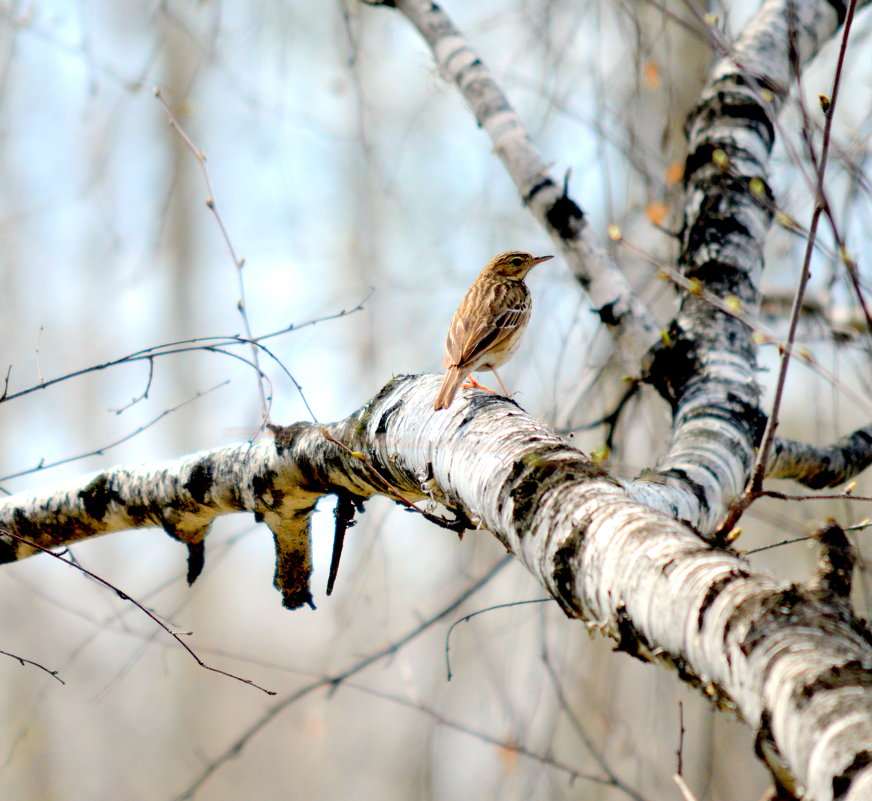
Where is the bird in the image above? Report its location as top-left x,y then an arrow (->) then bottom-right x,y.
434,250 -> 553,410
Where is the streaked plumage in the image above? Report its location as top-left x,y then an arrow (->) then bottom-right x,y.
434,251 -> 552,410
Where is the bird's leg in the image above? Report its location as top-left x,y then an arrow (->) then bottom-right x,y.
490,368 -> 510,397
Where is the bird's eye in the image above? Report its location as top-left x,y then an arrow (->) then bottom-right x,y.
511,257 -> 523,267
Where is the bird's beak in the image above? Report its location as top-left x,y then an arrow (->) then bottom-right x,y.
531,255 -> 554,266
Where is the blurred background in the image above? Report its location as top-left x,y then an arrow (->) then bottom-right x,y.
0,1 -> 870,799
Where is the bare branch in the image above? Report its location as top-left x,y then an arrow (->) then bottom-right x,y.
378,0 -> 661,360
635,0 -> 861,535
1,530 -> 275,695
154,86 -> 269,422
0,648 -> 64,684
171,553 -> 512,800
768,423 -> 872,488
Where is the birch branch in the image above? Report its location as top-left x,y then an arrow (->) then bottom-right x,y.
1,373 -> 871,799
631,0 -> 863,533
378,0 -> 867,535
378,0 -> 661,360
768,424 -> 872,488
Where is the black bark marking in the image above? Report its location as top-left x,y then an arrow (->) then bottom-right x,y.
375,399 -> 403,437
252,469 -> 283,511
740,587 -> 806,657
507,448 -> 610,526
834,751 -> 872,800
525,176 -> 554,203
684,256 -> 751,291
126,504 -> 149,525
729,73 -> 784,98
596,302 -> 621,327
802,428 -> 872,489
0,534 -> 16,563
697,571 -> 749,631
809,522 -> 856,600
643,328 -> 698,408
797,661 -> 872,710
551,535 -> 583,616
823,0 -> 847,25
466,76 -> 511,127
184,461 -> 215,504
544,193 -> 585,241
455,57 -> 483,85
79,475 -> 124,521
269,421 -> 310,456
12,507 -> 45,540
656,467 -> 708,506
614,605 -> 655,663
685,142 -> 763,185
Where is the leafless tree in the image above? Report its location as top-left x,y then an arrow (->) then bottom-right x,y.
0,1 -> 870,800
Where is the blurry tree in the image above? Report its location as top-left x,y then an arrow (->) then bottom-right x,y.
0,1 -> 870,800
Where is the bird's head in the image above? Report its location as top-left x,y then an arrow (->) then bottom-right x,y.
486,251 -> 553,279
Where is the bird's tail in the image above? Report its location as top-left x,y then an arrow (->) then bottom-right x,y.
434,367 -> 466,410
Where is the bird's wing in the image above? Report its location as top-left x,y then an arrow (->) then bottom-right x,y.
444,283 -> 529,369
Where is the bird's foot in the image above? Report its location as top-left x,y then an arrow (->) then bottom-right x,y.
462,376 -> 499,394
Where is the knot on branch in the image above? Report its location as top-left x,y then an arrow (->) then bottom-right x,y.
807,520 -> 857,601
642,323 -> 699,408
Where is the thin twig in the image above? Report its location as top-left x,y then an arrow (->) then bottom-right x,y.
0,382 -> 229,486
1,530 -> 276,696
34,325 -> 45,384
154,86 -> 267,420
677,702 -> 685,776
751,0 -> 858,488
342,680 -> 630,793
171,555 -> 512,800
0,648 -> 64,684
760,489 -> 872,503
626,241 -> 872,415
0,295 -> 370,418
110,355 -> 155,414
717,3 -> 861,536
444,598 -> 552,680
539,625 -> 649,801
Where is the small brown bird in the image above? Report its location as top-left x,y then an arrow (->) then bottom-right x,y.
434,251 -> 553,410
